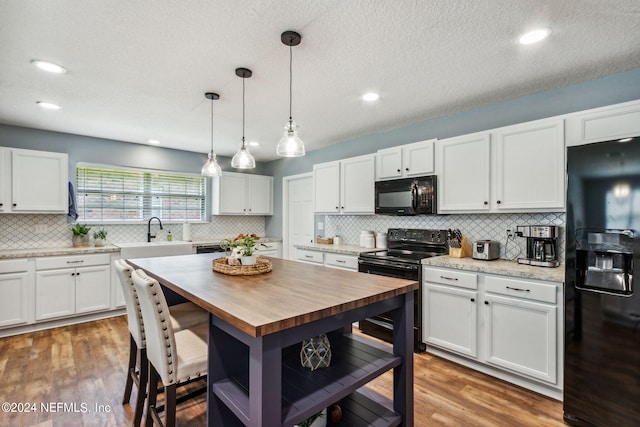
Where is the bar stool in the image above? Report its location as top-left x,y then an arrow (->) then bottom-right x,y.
114,259 -> 207,427
131,268 -> 208,427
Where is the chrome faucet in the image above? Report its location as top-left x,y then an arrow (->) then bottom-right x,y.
147,217 -> 163,242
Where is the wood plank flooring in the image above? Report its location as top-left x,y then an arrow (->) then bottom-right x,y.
0,316 -> 565,426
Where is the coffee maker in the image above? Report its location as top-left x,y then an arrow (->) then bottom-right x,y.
516,225 -> 560,267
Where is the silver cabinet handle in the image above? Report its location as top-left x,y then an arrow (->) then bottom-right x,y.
440,275 -> 458,281
67,260 -> 85,264
506,286 -> 530,292
336,259 -> 346,263
304,255 -> 313,258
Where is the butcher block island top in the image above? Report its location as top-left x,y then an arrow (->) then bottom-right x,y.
127,253 -> 417,338
127,253 -> 416,427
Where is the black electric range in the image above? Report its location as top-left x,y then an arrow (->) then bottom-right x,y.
358,228 -> 448,352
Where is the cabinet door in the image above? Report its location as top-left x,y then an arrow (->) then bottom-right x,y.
0,148 -> 9,213
313,161 -> 340,213
341,155 -> 375,214
566,100 -> 640,146
403,139 -> 435,176
483,294 -> 557,384
218,173 -> 246,214
76,265 -> 111,314
376,147 -> 403,180
0,271 -> 30,327
423,283 -> 478,358
494,119 -> 565,211
438,133 -> 491,212
11,149 -> 68,213
36,269 -> 75,320
247,175 -> 273,215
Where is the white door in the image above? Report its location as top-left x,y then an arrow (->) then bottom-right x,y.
219,173 -> 246,214
284,174 -> 314,260
341,155 -> 375,214
11,149 -> 68,213
0,270 -> 30,327
247,175 -> 273,215
376,147 -> 403,180
403,139 -> 435,176
76,265 -> 111,314
35,269 -> 76,320
0,148 -> 10,213
313,161 -> 340,213
423,283 -> 478,358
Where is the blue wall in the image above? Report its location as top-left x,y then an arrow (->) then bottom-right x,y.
263,67 -> 640,238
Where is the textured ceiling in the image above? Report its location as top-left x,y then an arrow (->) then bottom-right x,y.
1,0 -> 639,162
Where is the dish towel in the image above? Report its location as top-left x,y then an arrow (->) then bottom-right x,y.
68,181 -> 78,220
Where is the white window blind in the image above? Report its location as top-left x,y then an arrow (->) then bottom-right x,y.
76,166 -> 206,222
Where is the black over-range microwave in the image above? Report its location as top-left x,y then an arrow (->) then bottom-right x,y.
375,175 -> 437,215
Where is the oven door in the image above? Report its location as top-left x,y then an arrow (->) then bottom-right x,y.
358,258 -> 425,352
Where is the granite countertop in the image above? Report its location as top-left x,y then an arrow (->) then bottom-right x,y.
0,237 -> 283,260
422,255 -> 565,283
294,242 -> 379,256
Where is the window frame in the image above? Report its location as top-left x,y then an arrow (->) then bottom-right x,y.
75,163 -> 208,224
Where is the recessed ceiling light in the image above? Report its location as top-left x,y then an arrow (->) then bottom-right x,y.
519,28 -> 550,45
362,92 -> 380,102
31,60 -> 67,74
148,139 -> 160,145
36,101 -> 61,110
248,141 -> 260,147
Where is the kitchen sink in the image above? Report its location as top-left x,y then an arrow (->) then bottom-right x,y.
114,241 -> 194,259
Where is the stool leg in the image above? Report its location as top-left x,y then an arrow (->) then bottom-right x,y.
146,363 -> 159,427
122,334 -> 136,404
165,384 -> 177,427
132,348 -> 147,427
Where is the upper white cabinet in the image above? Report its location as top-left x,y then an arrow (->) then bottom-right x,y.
212,172 -> 273,215
376,139 -> 435,180
313,154 -> 375,214
437,118 -> 565,213
566,99 -> 640,146
0,147 -> 68,214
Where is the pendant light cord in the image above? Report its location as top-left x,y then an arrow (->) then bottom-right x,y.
210,98 -> 214,153
289,44 -> 293,122
242,76 -> 246,148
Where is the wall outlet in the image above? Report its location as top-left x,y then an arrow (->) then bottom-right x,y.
506,228 -> 514,238
35,224 -> 49,234
317,222 -> 324,231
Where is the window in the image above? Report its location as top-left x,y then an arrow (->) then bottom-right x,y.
76,165 -> 206,222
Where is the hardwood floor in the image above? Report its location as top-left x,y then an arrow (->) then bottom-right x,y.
0,316 -> 565,426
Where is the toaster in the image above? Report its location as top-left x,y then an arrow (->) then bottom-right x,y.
472,240 -> 500,260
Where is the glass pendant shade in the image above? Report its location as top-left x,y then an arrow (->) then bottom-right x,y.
231,144 -> 256,169
276,119 -> 305,157
201,150 -> 222,176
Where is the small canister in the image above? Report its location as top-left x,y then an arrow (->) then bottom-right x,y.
376,232 -> 387,249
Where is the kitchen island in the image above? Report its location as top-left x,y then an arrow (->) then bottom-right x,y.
128,253 -> 417,427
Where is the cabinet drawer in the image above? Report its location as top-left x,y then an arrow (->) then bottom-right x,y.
0,259 -> 31,274
325,253 -> 358,270
296,249 -> 323,264
36,253 -> 111,270
484,276 -> 557,304
423,267 -> 478,290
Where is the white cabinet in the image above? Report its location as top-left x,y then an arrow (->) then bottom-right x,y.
295,248 -> 358,271
376,139 -> 435,180
483,275 -> 557,384
423,265 -> 562,396
0,147 -> 68,213
212,172 -> 273,215
255,242 -> 281,258
0,259 -> 33,328
437,118 -> 565,213
423,283 -> 478,357
566,99 -> 640,146
314,154 -> 375,214
437,132 -> 491,212
35,254 -> 111,321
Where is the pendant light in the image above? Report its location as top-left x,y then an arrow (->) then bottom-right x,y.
276,30 -> 305,157
201,92 -> 222,177
231,68 -> 256,169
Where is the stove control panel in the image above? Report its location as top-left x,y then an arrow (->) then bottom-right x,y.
387,228 -> 448,245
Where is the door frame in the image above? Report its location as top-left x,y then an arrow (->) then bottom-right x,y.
282,172 -> 314,260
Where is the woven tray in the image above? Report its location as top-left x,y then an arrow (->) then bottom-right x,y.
212,257 -> 272,275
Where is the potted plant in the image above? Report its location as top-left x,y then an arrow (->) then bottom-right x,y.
71,223 -> 91,248
93,229 -> 108,247
223,233 -> 265,266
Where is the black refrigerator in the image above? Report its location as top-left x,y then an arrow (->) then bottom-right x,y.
564,137 -> 640,426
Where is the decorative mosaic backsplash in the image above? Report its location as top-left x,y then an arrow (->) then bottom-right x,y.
0,214 -> 266,249
323,212 -> 566,262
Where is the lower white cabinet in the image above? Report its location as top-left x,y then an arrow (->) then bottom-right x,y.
0,259 -> 33,328
423,265 -> 562,397
296,248 -> 358,271
255,242 -> 282,258
35,254 -> 111,321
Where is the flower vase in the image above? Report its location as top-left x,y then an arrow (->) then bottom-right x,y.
240,255 -> 257,266
72,235 -> 90,248
300,334 -> 331,371
94,238 -> 104,247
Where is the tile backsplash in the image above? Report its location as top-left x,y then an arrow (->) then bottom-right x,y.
322,212 -> 566,262
0,214 -> 265,249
